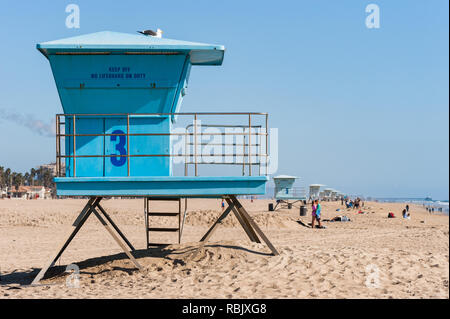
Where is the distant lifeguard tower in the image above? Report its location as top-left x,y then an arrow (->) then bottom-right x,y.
268,175 -> 306,211
309,184 -> 324,201
32,31 -> 278,284
322,188 -> 334,201
329,190 -> 337,200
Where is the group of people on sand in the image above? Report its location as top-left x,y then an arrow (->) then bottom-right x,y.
343,197 -> 363,209
389,204 -> 413,219
308,198 -> 414,227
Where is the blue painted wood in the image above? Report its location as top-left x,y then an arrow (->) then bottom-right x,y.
129,116 -> 172,176
55,176 -> 268,197
47,54 -> 187,115
65,117 -> 104,177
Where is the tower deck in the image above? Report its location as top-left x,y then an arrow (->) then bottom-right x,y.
55,175 -> 268,197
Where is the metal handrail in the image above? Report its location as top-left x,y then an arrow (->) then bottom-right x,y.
56,112 -> 269,177
57,132 -> 268,137
57,112 -> 268,116
184,122 -> 264,177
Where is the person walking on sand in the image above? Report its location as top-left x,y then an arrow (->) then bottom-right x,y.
311,200 -> 317,227
221,199 -> 225,212
311,199 -> 323,229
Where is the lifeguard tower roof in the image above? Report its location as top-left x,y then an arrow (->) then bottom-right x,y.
37,31 -> 225,65
273,175 -> 297,179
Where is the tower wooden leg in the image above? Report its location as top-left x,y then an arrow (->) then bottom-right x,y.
193,196 -> 279,258
91,208 -> 143,270
229,195 -> 279,256
31,197 -> 100,285
199,204 -> 234,242
31,196 -> 141,285
191,204 -> 234,259
225,197 -> 260,243
97,203 -> 135,251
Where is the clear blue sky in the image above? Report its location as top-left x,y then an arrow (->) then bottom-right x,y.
0,0 -> 448,199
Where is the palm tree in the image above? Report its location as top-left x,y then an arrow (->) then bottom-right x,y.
5,168 -> 11,188
30,168 -> 36,186
24,172 -> 30,186
0,166 -> 4,190
13,173 -> 24,191
10,172 -> 16,192
41,168 -> 54,188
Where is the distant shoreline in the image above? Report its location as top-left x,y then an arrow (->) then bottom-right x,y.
374,198 -> 449,214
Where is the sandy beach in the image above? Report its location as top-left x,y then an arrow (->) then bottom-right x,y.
0,198 -> 448,299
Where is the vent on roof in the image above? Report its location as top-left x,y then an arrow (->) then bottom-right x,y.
54,52 -> 111,55
124,51 -> 180,55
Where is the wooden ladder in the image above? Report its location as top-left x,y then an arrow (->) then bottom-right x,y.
145,197 -> 183,248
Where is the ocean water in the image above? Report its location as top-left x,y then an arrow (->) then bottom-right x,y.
375,198 -> 449,215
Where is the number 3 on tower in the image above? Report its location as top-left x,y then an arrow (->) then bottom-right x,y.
111,129 -> 127,166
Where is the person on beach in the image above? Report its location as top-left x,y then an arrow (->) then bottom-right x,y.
221,199 -> 225,212
311,201 -> 317,226
402,208 -> 410,219
312,199 -> 323,229
355,198 -> 361,209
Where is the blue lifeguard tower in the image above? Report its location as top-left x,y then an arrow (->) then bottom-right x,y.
268,175 -> 307,211
32,31 -> 278,284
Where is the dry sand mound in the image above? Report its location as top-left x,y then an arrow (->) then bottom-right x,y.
184,210 -> 294,229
